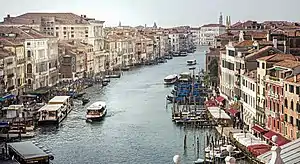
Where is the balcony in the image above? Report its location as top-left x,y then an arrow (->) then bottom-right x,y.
17,58 -> 26,64
269,76 -> 280,81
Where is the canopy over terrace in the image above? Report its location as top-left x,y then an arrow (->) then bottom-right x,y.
207,106 -> 231,120
263,130 -> 290,146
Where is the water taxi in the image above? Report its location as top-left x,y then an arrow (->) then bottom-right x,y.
86,101 -> 107,121
164,74 -> 178,85
38,96 -> 73,125
187,59 -> 197,66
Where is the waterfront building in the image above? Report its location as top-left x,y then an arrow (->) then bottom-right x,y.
264,57 -> 299,136
283,74 -> 300,140
1,13 -> 106,76
0,26 -> 60,92
0,38 -> 26,95
240,70 -> 257,129
190,27 -> 201,47
0,48 -> 16,94
168,33 -> 180,53
59,40 -> 94,80
200,24 -> 226,46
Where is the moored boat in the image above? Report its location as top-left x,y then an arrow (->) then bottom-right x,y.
164,74 -> 178,85
86,101 -> 107,121
187,59 -> 197,66
81,97 -> 90,105
121,66 -> 130,71
38,96 -> 73,125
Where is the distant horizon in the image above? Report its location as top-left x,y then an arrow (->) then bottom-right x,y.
0,0 -> 300,27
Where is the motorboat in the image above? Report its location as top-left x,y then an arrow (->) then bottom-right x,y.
121,66 -> 130,71
106,73 -> 121,78
179,52 -> 188,57
102,78 -> 110,83
194,158 -> 213,164
86,101 -> 107,121
164,74 -> 178,85
187,59 -> 197,66
81,97 -> 90,105
102,81 -> 109,86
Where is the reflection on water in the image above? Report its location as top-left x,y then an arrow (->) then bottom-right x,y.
29,48 -> 217,164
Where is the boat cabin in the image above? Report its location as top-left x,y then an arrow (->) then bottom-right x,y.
179,72 -> 192,82
187,59 -> 196,65
48,96 -> 72,109
38,105 -> 64,123
2,105 -> 24,119
6,141 -> 53,164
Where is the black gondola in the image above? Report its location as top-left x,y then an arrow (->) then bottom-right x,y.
82,98 -> 90,105
102,81 -> 109,86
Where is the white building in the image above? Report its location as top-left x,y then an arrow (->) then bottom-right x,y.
200,24 -> 226,46
190,27 -> 201,46
168,33 -> 179,53
240,71 -> 257,128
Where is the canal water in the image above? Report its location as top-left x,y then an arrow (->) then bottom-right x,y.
33,47 -> 218,164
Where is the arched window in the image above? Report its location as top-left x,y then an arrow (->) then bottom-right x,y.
27,79 -> 31,84
27,50 -> 31,58
285,99 -> 288,108
27,64 -> 32,73
291,100 -> 294,111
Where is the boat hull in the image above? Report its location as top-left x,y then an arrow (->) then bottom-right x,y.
38,107 -> 73,126
86,110 -> 107,121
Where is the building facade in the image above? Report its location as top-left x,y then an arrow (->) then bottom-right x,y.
200,24 -> 226,46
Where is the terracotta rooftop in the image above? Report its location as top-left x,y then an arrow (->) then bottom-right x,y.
285,74 -> 300,83
0,48 -> 13,58
234,40 -> 254,48
257,40 -> 273,45
257,53 -> 296,62
274,60 -> 300,69
202,24 -> 225,28
0,26 -> 53,40
246,46 -> 281,60
2,13 -> 91,25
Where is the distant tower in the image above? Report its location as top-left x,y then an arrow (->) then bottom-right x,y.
228,16 -> 231,26
145,24 -> 147,28
219,12 -> 223,25
118,21 -> 122,27
226,16 -> 231,29
153,22 -> 157,29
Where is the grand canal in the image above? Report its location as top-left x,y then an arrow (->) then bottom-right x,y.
33,47 -> 217,164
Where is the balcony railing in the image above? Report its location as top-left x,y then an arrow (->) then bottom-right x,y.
17,58 -> 26,64
269,76 -> 280,81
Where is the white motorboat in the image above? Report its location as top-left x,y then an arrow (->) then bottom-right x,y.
194,158 -> 213,164
164,74 -> 178,85
86,101 -> 107,121
187,59 -> 197,65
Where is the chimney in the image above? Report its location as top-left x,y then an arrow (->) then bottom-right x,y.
294,75 -> 297,83
7,14 -> 10,18
83,15 -> 86,18
32,20 -> 35,24
273,37 -> 278,48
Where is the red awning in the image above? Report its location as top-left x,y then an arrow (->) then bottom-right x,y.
216,96 -> 225,103
227,108 -> 239,116
251,125 -> 268,134
247,144 -> 271,157
205,100 -> 218,107
263,130 -> 291,146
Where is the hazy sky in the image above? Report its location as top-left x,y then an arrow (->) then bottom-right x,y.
0,0 -> 299,27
